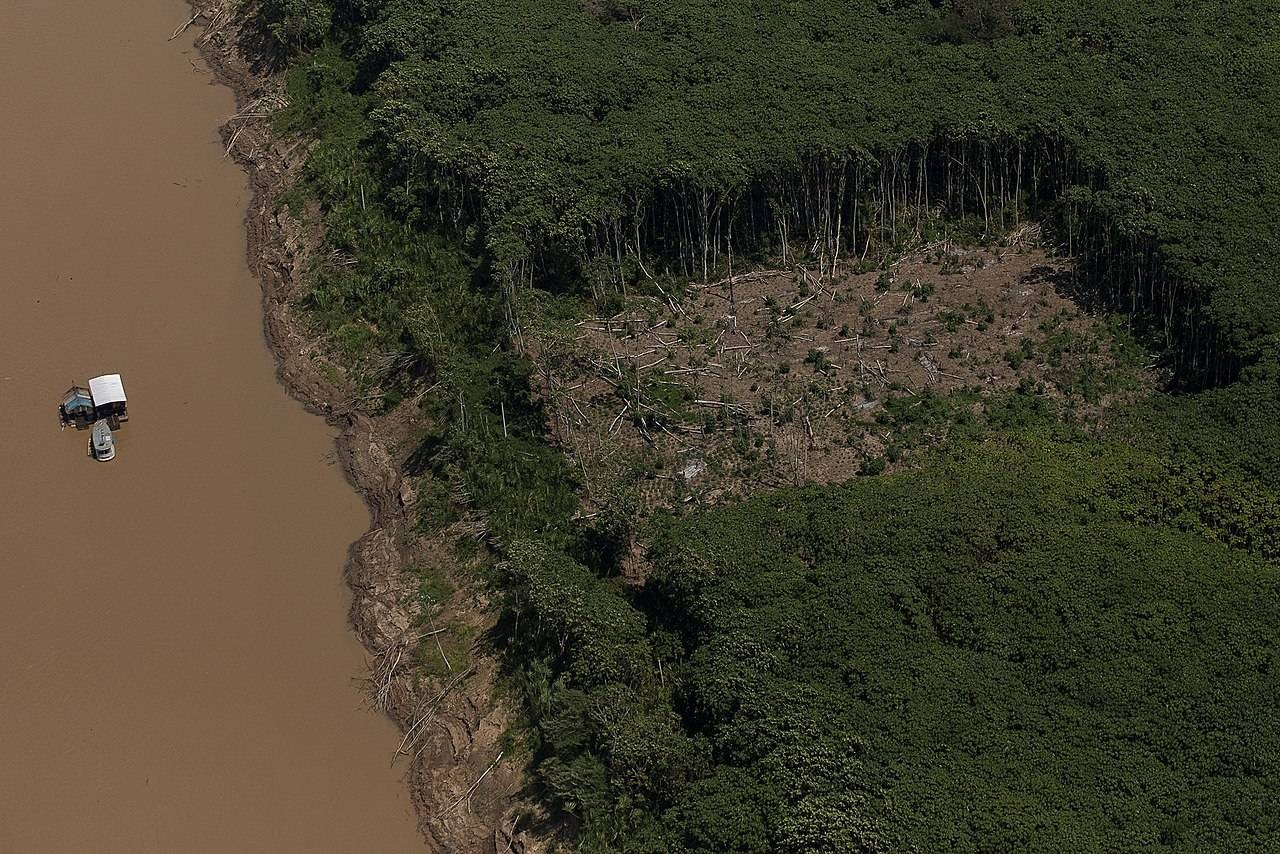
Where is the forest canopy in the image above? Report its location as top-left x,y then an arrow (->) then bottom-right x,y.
643,441 -> 1280,850
264,0 -> 1280,371
252,0 -> 1280,849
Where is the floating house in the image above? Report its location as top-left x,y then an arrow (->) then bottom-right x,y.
59,386 -> 96,428
60,373 -> 129,430
88,374 -> 128,425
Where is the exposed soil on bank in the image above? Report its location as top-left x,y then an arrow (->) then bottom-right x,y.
183,4 -> 538,851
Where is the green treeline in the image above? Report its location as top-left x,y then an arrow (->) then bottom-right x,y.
263,0 -> 1280,377
253,0 -> 1280,849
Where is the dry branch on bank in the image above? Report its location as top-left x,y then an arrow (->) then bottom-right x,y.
169,10 -> 203,40
442,750 -> 505,816
393,664 -> 477,766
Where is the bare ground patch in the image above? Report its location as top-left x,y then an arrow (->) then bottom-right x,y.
532,230 -> 1154,556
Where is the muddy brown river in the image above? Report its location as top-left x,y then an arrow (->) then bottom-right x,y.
0,3 -> 423,851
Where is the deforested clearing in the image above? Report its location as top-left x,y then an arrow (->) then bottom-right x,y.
537,234 -> 1153,522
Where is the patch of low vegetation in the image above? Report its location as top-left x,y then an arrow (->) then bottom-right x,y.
541,236 -> 1153,517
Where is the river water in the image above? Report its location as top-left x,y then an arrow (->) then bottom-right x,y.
0,3 -> 423,851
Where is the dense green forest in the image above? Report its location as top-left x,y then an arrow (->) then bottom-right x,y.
640,442 -> 1280,850
252,0 -> 1280,849
265,0 -> 1280,380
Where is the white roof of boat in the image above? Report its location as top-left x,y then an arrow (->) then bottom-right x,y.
88,374 -> 127,405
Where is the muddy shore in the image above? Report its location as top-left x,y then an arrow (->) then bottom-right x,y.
186,6 -> 532,850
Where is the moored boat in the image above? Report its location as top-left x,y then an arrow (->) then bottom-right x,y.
89,419 -> 116,461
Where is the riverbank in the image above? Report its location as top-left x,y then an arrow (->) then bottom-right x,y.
185,5 -> 532,850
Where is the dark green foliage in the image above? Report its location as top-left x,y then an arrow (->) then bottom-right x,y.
493,419 -> 1280,849
1125,373 -> 1280,487
258,0 -> 332,53
502,543 -> 706,845
803,348 -> 832,374
260,0 -> 1280,380
918,0 -> 1023,45
644,442 -> 1280,850
983,381 -> 1053,429
274,48 -> 581,542
1112,457 -> 1280,561
506,542 -> 651,686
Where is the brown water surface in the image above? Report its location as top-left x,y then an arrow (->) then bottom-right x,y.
0,3 -> 423,851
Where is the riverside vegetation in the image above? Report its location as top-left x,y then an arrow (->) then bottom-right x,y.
252,0 -> 1279,849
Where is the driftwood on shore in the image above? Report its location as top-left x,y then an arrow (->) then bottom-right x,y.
169,10 -> 202,41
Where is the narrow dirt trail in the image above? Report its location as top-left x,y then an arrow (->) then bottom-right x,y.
0,3 -> 423,850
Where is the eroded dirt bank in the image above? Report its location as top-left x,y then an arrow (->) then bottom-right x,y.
184,4 -> 534,851
0,2 -> 423,850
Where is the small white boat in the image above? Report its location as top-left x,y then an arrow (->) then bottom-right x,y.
90,420 -> 116,462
